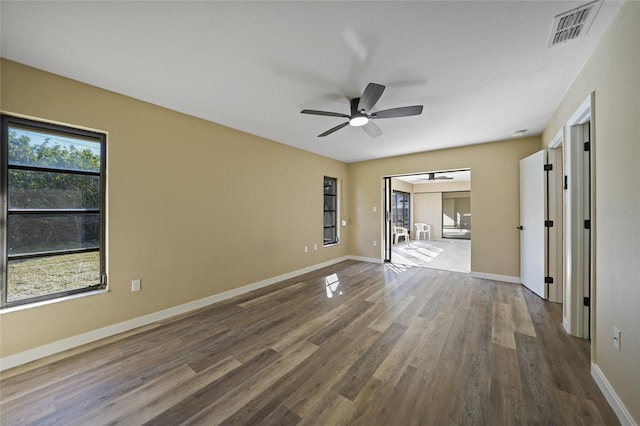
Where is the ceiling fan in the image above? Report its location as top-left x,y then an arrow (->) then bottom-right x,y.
301,82 -> 423,138
417,173 -> 454,181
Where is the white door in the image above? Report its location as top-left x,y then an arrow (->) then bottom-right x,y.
520,150 -> 547,298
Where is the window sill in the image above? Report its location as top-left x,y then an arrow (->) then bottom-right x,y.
323,242 -> 340,248
0,289 -> 108,315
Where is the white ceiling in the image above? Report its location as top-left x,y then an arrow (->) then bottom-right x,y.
0,1 -> 623,163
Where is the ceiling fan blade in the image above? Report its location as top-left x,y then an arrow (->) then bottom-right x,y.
371,105 -> 423,119
301,109 -> 350,118
318,122 -> 349,137
358,83 -> 385,112
361,121 -> 382,138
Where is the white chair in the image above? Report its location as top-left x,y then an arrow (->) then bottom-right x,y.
414,223 -> 430,241
393,226 -> 410,245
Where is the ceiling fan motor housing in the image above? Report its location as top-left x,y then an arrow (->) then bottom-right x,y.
350,97 -> 367,118
300,82 -> 423,137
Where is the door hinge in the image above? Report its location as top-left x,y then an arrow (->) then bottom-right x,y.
545,276 -> 554,284
564,175 -> 568,190
545,220 -> 554,227
584,219 -> 591,229
584,141 -> 591,151
544,164 -> 553,171
583,297 -> 590,307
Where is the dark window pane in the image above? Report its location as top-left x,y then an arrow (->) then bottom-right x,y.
392,190 -> 410,229
9,170 -> 100,210
8,126 -> 101,172
324,227 -> 337,244
324,177 -> 336,195
7,252 -> 100,302
324,212 -> 336,227
324,195 -> 336,211
8,214 -> 100,256
323,176 -> 338,244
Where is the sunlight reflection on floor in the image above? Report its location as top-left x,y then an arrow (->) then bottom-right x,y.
391,239 -> 470,273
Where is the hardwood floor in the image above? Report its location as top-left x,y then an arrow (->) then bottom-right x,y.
0,260 -> 619,425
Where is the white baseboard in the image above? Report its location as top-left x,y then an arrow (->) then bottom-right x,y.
470,271 -> 521,284
591,363 -> 637,426
0,256 -> 352,372
347,255 -> 383,264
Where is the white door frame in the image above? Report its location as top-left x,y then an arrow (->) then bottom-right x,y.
548,130 -> 564,304
563,93 -> 595,339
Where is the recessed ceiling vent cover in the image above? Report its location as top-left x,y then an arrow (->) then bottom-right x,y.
547,0 -> 602,47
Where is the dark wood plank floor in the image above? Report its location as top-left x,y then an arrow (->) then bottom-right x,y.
0,260 -> 619,425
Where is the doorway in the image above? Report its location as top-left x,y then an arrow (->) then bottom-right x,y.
383,170 -> 471,273
518,94 -> 594,340
442,191 -> 471,240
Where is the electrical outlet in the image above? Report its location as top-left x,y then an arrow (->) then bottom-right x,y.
314,244 -> 317,251
131,279 -> 141,292
304,246 -> 308,253
613,327 -> 621,350
373,240 -> 377,247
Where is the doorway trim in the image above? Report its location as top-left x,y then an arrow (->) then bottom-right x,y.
547,129 -> 564,304
563,93 -> 595,340
383,177 -> 392,263
382,170 -> 472,271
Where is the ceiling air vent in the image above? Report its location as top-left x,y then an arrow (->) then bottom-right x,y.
547,0 -> 602,47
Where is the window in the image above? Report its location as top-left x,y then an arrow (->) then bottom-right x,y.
392,190 -> 410,231
323,176 -> 338,245
1,115 -> 106,308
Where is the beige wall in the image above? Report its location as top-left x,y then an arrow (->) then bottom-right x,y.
542,2 -> 640,422
390,179 -> 413,194
413,193 -> 442,239
348,137 -> 541,276
413,180 -> 471,193
0,60 -> 349,357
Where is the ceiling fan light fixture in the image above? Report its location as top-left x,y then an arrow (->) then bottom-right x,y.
301,82 -> 423,137
349,116 -> 369,127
